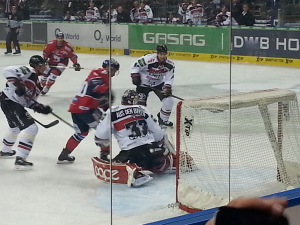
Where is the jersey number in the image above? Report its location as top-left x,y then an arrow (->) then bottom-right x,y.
125,120 -> 148,140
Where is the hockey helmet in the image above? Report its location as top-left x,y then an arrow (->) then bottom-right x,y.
102,58 -> 120,70
121,89 -> 139,105
56,31 -> 64,39
156,44 -> 168,53
29,55 -> 46,67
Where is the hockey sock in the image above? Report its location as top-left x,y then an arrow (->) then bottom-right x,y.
2,127 -> 20,152
17,123 -> 38,158
160,97 -> 174,121
66,132 -> 88,152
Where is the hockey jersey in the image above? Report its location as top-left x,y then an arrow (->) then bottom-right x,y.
69,68 -> 110,113
2,65 -> 42,107
138,5 -> 153,23
188,4 -> 203,25
86,7 -> 100,22
130,7 -> 139,22
131,53 -> 175,88
43,40 -> 78,66
95,105 -> 164,150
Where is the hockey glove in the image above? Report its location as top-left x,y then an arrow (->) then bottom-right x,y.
73,63 -> 81,71
14,80 -> 26,96
162,85 -> 172,96
31,103 -> 52,114
131,73 -> 141,86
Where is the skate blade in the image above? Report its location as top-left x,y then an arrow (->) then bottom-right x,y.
57,160 -> 74,164
14,165 -> 33,171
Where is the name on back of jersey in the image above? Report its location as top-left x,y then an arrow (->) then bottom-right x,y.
115,107 -> 145,119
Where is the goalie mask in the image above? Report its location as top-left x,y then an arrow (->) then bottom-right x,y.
121,89 -> 139,105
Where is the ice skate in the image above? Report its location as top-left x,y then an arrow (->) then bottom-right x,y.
126,165 -> 153,187
100,150 -> 110,161
0,150 -> 16,158
4,51 -> 12,55
41,86 -> 49,95
57,148 -> 75,164
157,113 -> 173,127
15,156 -> 33,170
13,51 -> 21,56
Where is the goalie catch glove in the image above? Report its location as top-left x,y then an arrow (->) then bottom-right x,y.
73,63 -> 81,71
30,103 -> 52,114
161,84 -> 172,96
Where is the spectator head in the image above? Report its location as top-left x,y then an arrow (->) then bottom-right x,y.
117,6 -> 123,13
133,1 -> 139,8
242,3 -> 250,12
89,1 -> 95,8
181,3 -> 188,9
221,5 -> 229,13
140,2 -> 146,9
11,6 -> 17,13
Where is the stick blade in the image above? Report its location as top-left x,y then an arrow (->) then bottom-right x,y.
43,120 -> 59,128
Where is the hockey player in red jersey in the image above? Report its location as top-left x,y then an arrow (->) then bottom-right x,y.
0,55 -> 52,170
40,31 -> 81,95
57,59 -> 119,164
92,89 -> 175,187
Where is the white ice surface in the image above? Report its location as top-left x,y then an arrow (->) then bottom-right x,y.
0,50 -> 300,225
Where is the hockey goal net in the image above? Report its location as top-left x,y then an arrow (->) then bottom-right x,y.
176,89 -> 300,212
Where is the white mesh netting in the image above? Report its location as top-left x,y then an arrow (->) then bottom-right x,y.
177,89 -> 300,211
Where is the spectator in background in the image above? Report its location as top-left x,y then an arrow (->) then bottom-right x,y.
116,6 -> 130,23
110,7 -> 117,23
187,0 -> 203,26
39,0 -> 55,16
130,0 -> 140,23
165,12 -> 179,24
86,1 -> 100,22
64,11 -> 76,21
238,3 -> 255,26
178,2 -> 189,24
138,1 -> 153,24
231,0 -> 243,25
18,0 -> 30,20
77,10 -> 86,21
215,5 -> 237,26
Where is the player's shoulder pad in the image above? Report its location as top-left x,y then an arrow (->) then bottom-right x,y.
136,55 -> 149,67
166,58 -> 175,65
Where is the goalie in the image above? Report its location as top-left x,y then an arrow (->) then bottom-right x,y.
92,89 -> 175,187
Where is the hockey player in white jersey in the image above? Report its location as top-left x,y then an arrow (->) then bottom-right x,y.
130,44 -> 175,127
0,55 -> 52,170
92,89 -> 174,187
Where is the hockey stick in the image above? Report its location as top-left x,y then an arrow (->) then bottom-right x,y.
34,118 -> 59,128
50,65 -> 93,70
30,98 -> 74,128
149,87 -> 184,101
50,111 -> 73,128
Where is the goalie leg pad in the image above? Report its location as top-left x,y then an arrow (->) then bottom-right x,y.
91,157 -> 153,187
91,157 -> 128,184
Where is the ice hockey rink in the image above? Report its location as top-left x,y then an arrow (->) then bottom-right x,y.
1,50 -> 300,225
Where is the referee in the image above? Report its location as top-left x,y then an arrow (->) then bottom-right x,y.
5,6 -> 23,55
